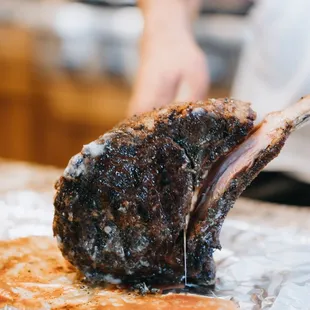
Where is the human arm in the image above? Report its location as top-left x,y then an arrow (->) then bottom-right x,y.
127,0 -> 209,116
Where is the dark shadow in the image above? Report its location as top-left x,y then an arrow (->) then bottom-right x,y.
242,171 -> 310,207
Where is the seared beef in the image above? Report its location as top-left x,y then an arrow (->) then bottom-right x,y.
53,97 -> 310,287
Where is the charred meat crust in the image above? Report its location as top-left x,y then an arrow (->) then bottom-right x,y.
53,99 -> 256,286
118,99 -> 256,187
54,133 -> 194,284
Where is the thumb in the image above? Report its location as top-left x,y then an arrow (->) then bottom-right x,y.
127,66 -> 180,117
175,69 -> 209,103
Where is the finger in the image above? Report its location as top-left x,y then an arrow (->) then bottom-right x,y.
127,61 -> 180,117
177,55 -> 209,102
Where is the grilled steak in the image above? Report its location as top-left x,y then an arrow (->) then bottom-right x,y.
53,97 -> 310,287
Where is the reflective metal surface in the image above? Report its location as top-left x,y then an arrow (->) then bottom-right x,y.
0,159 -> 309,309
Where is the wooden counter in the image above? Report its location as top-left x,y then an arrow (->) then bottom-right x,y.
0,25 -> 229,168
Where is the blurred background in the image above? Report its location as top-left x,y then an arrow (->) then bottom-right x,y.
0,0 -> 253,167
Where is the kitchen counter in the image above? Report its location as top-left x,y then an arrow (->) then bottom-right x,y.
1,159 -> 310,309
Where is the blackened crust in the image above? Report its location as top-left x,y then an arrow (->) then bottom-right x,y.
53,99 -> 256,286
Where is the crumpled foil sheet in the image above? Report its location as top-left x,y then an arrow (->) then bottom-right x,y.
1,160 -> 310,309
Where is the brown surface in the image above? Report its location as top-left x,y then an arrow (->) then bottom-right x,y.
0,25 -> 130,167
0,25 -> 230,168
0,236 -> 237,310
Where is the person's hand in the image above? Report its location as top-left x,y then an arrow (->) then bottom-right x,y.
128,2 -> 209,116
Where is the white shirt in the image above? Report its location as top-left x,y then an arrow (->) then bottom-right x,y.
232,0 -> 310,183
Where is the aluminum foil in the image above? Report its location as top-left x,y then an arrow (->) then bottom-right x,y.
0,161 -> 310,309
